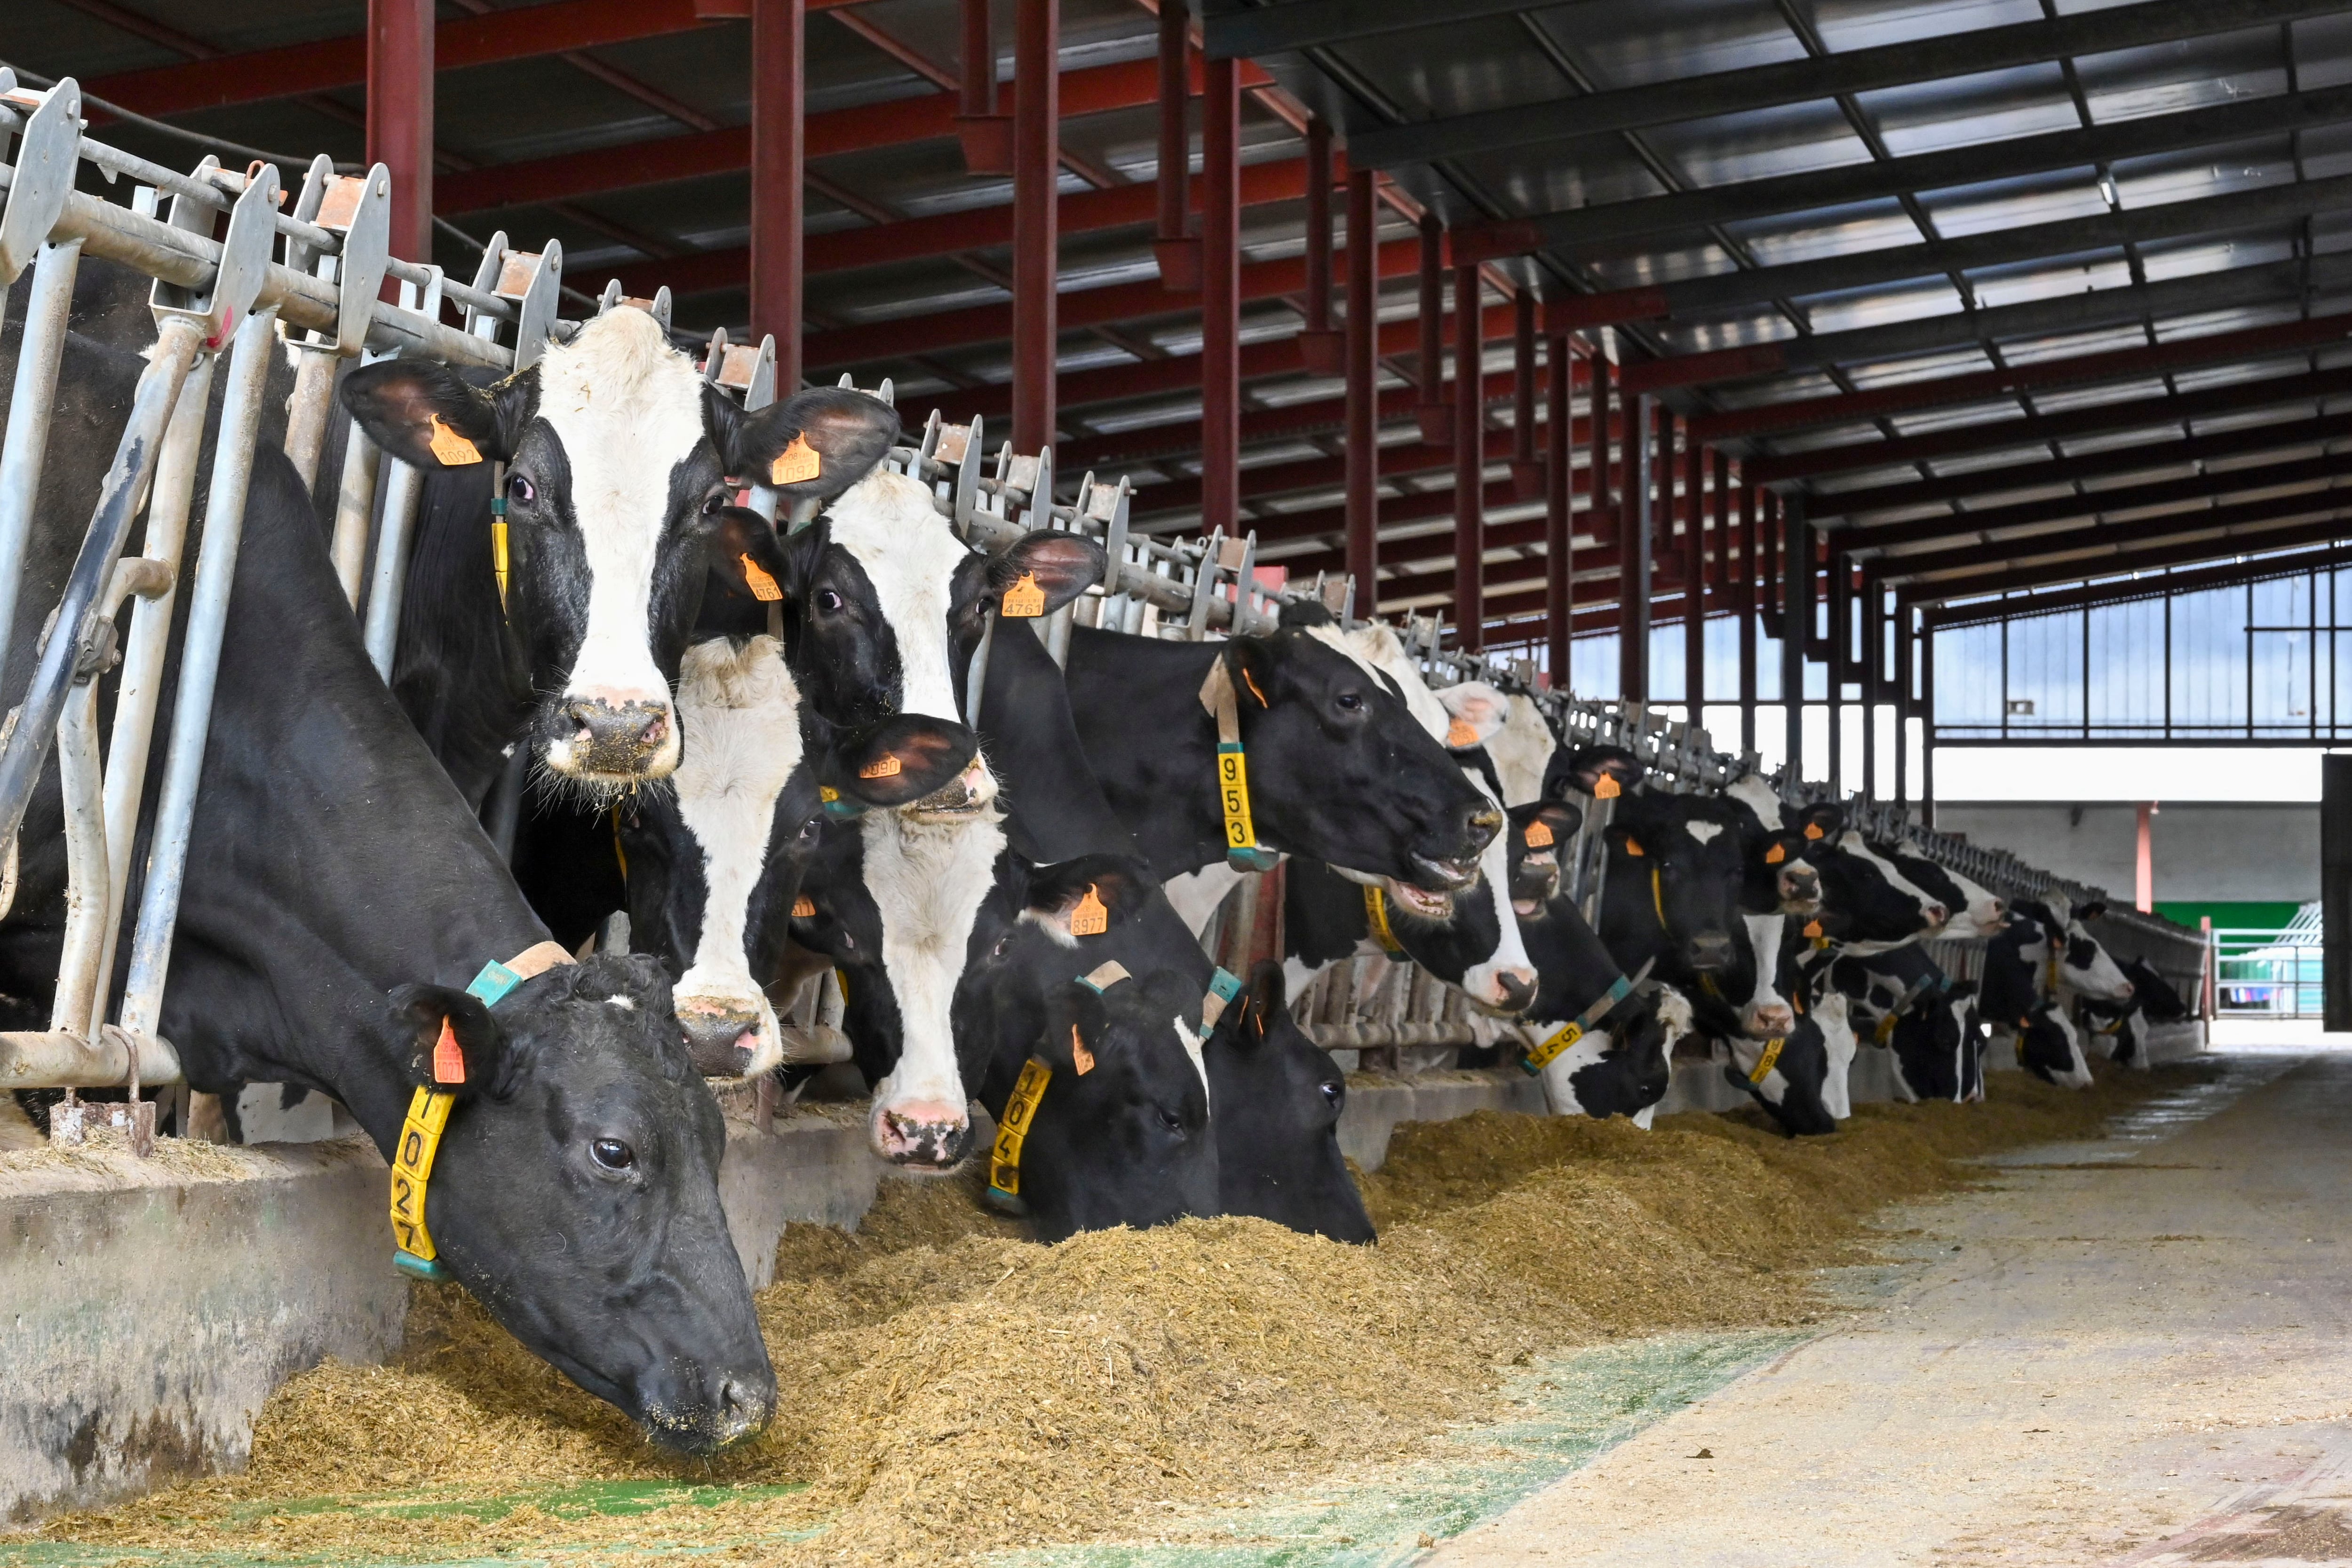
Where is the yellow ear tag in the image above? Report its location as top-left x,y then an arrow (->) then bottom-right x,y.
1071,1024 -> 1095,1076
1524,819 -> 1554,848
1594,773 -> 1621,800
739,554 -> 783,602
1624,838 -> 1645,857
1804,822 -> 1825,840
1001,571 -> 1046,618
859,753 -> 903,779
1069,884 -> 1109,937
1446,717 -> 1478,748
771,434 -> 821,485
1764,842 -> 1787,865
792,895 -> 816,918
433,1017 -> 467,1086
427,415 -> 483,467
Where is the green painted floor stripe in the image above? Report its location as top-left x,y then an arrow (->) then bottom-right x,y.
999,1329 -> 1808,1568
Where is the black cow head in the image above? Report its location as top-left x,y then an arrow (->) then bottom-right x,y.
2010,997 -> 2093,1087
385,954 -> 773,1454
1221,626 -> 1499,890
1542,743 -> 1643,802
342,314 -> 863,792
1507,800 -> 1583,915
1205,961 -> 1374,1243
1009,968 -> 1219,1243
1611,794 -> 1748,975
1886,981 -> 1983,1102
1810,839 -> 1939,946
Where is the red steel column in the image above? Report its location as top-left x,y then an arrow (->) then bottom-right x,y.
1454,261 -> 1484,650
1511,289 -> 1539,497
1343,168 -> 1379,610
956,0 -> 1009,173
1617,379 -> 1644,700
1301,119 -> 1335,357
1200,53 -> 1240,531
1545,332 -> 1572,688
1152,0 -> 1197,290
1011,0 -> 1059,451
1684,429 -> 1703,717
749,0 -> 805,386
366,0 -> 434,263
1738,478 -> 1758,753
1416,216 -> 1445,443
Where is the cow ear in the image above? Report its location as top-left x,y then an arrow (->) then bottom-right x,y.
723,387 -> 900,502
1435,681 -> 1510,748
388,984 -> 511,1101
1024,855 -> 1155,932
341,360 -> 525,470
1222,636 -> 1281,709
987,530 -> 1105,618
1515,800 -> 1581,848
704,506 -> 792,603
1041,979 -> 1115,1077
2075,900 -> 2106,922
1233,959 -> 1288,1046
829,714 -> 978,808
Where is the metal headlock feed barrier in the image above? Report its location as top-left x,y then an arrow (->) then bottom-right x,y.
0,79 -> 2204,1134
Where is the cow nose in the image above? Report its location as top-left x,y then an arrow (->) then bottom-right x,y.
677,1000 -> 763,1077
1748,1003 -> 1795,1038
564,697 -> 671,771
1922,902 -> 1949,928
870,1099 -> 974,1171
1489,967 -> 1538,1014
1462,805 -> 1502,855
1687,931 -> 1736,971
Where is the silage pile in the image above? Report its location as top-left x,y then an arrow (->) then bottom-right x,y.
47,1064 -> 2181,1565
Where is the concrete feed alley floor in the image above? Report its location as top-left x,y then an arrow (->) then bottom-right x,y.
1431,1048 -> 2352,1568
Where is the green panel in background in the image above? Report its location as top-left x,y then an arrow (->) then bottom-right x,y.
2154,899 -> 2308,934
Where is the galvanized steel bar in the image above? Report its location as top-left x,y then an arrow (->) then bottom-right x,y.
0,238 -> 82,681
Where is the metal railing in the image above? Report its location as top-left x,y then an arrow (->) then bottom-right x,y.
2213,925 -> 2321,1018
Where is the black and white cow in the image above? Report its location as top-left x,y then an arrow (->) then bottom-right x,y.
1980,899 -> 2129,1088
1205,960 -> 1375,1241
1869,840 -> 2006,940
0,366 -> 771,1457
1720,920 -> 1838,1136
1813,946 -> 1985,1103
1504,803 -> 1692,1125
1595,790 -> 1753,1019
344,309 -> 805,793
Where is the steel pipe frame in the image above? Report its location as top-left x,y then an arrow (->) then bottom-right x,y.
1626,255 -> 2350,399
0,239 -> 81,680
1343,166 -> 1378,608
1454,261 -> 1485,649
1748,364 -> 2352,486
1199,52 -> 1240,531
1011,0 -> 1058,450
1344,0 -> 2338,171
1842,447 -> 2352,560
1550,169 -> 2352,340
1810,407 -> 2352,526
1456,84 -> 2352,263
1875,483 -> 2352,586
1905,507 -> 2352,604
749,0 -> 805,380
440,55 -> 1276,219
1693,308 -> 2352,448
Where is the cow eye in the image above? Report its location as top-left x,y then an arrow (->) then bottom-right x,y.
590,1137 -> 636,1171
1334,690 -> 1363,712
506,472 -> 535,506
1320,1080 -> 1343,1108
1158,1108 -> 1187,1135
700,490 -> 728,516
815,588 -> 845,615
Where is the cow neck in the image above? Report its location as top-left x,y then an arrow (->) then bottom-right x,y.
390,941 -> 576,1282
159,449 -> 560,1157
1519,954 -> 1655,1075
1062,628 -> 1240,879
977,615 -> 1140,863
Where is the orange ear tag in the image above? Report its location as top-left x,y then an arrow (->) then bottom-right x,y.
792,895 -> 817,918
1070,1024 -> 1096,1076
1624,838 -> 1645,857
1803,822 -> 1824,840
1069,884 -> 1109,937
1001,571 -> 1046,617
1240,667 -> 1270,707
1593,774 -> 1622,800
859,753 -> 903,779
739,554 -> 784,602
1804,919 -> 1824,938
1445,717 -> 1479,748
1764,842 -> 1787,865
771,434 -> 821,485
427,415 -> 483,467
433,1017 -> 468,1086
1524,819 -> 1554,848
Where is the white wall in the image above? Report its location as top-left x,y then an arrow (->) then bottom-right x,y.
1931,802 -> 2318,903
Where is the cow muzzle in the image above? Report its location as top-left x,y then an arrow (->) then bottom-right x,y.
1745,1001 -> 1795,1039
1778,868 -> 1821,913
1384,878 -> 1454,920
906,756 -> 998,822
675,996 -> 768,1078
1687,931 -> 1737,972
646,1370 -> 775,1456
551,694 -> 678,781
1467,963 -> 1538,1015
869,1096 -> 974,1172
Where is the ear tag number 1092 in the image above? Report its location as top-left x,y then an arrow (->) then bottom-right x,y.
771,434 -> 822,486
428,415 -> 483,467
